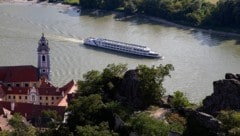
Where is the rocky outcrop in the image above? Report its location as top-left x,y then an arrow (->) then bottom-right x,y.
183,109 -> 223,136
117,69 -> 143,108
199,73 -> 240,116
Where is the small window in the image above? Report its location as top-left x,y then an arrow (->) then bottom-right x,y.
25,96 -> 27,100
56,97 -> 59,99
8,96 -> 11,99
40,96 -> 42,100
52,97 -> 54,100
51,102 -> 54,105
42,55 -> 46,61
19,96 -> 21,99
46,97 -> 48,100
13,96 -> 15,99
25,83 -> 29,87
16,84 -> 20,87
46,103 -> 48,106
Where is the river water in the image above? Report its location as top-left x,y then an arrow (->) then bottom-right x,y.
0,2 -> 239,102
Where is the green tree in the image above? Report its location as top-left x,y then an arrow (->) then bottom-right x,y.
170,91 -> 190,108
67,94 -> 105,131
102,0 -> 123,10
9,113 -> 36,136
80,0 -> 101,9
137,64 -> 174,107
78,70 -> 103,96
130,113 -> 171,136
76,122 -> 118,136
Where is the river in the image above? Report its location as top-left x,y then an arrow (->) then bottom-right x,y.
0,2 -> 239,102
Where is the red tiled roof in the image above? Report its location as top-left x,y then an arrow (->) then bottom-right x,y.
3,87 -> 29,95
0,65 -> 39,82
0,101 -> 66,120
38,80 -> 75,96
1,80 -> 75,96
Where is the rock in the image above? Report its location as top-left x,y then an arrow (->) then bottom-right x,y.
199,73 -> 240,116
183,109 -> 224,136
118,69 -> 143,108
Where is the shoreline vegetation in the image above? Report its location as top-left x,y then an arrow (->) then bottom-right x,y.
1,0 -> 240,38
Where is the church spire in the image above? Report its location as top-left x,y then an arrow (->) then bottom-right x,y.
37,33 -> 50,80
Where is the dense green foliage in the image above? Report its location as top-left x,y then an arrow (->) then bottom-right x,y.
170,91 -> 191,108
217,110 -> 240,136
130,113 -> 184,135
130,113 -> 171,135
65,63 -> 175,135
137,64 -> 174,107
77,0 -> 240,31
9,113 -> 36,136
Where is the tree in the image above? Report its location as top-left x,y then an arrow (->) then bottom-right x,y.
76,122 -> 118,136
78,70 -> 103,96
137,64 -> 174,107
80,0 -> 100,9
67,94 -> 105,131
130,113 -> 171,136
9,113 -> 36,136
170,91 -> 190,108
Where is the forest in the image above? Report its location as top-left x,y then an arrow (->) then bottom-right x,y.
62,0 -> 240,32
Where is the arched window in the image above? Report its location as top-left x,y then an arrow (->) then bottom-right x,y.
42,55 -> 46,61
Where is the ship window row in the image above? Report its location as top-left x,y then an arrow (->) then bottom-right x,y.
102,42 -> 147,52
103,39 -> 145,48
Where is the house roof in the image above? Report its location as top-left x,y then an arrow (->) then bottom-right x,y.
0,65 -> 39,82
1,80 -> 76,96
0,101 -> 66,120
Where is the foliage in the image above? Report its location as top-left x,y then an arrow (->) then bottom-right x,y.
8,113 -> 23,128
217,110 -> 240,135
209,0 -> 240,28
78,0 -> 240,31
63,0 -> 79,5
40,109 -> 62,128
130,112 -> 184,136
36,125 -> 74,136
105,101 -> 133,120
67,94 -> 105,131
78,63 -> 127,97
137,64 -> 174,107
76,122 -> 118,136
78,70 -> 103,96
41,110 -> 62,121
9,113 -> 36,136
0,131 -> 10,136
170,91 -> 191,108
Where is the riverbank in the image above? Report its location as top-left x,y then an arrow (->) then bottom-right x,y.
1,0 -> 240,39
143,15 -> 240,38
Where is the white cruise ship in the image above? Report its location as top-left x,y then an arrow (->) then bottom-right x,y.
84,37 -> 162,59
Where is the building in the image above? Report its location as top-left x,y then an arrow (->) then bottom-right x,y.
0,34 -> 77,121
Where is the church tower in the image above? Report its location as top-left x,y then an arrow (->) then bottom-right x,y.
37,33 -> 50,80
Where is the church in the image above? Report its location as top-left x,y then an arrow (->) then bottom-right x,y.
0,34 -> 77,121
